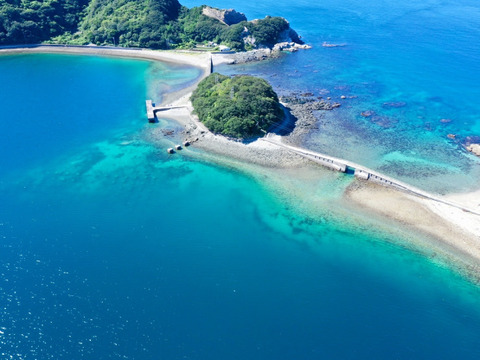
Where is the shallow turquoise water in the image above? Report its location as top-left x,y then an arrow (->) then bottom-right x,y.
1,54 -> 480,358
183,0 -> 480,193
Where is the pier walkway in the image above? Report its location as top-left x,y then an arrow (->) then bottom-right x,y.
146,100 -> 187,122
261,135 -> 480,216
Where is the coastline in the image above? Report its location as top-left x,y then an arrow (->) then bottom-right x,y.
0,45 -> 212,107
4,45 -> 480,280
155,99 -> 480,280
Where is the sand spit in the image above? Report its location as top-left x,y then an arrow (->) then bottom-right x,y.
156,101 -> 480,276
0,45 -> 211,70
157,102 -> 480,279
345,182 -> 480,275
4,45 -> 480,279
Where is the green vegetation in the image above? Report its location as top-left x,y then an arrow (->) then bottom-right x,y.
0,1 -> 299,50
178,11 -> 292,51
0,0 -> 89,45
191,73 -> 284,139
77,0 -> 182,48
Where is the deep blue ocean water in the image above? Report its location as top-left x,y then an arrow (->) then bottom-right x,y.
2,1 -> 480,358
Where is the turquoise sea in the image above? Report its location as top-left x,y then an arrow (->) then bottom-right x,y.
1,1 -> 480,359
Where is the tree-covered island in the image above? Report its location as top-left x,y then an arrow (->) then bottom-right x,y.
191,73 -> 284,139
0,0 -> 304,50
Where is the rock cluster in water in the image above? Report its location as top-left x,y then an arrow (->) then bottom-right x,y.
277,94 -> 342,140
280,95 -> 341,110
221,43 -> 312,64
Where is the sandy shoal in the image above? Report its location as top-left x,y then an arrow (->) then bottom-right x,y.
345,181 -> 480,275
152,106 -> 480,278
4,45 -> 480,278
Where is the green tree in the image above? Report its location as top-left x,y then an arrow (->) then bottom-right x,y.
191,73 -> 283,139
0,0 -> 89,45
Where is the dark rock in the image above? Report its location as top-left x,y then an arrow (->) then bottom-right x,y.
370,116 -> 398,129
464,136 -> 480,146
161,129 -> 175,136
382,101 -> 407,108
361,110 -> 375,117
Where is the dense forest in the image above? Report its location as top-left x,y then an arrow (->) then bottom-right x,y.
0,0 -> 299,50
191,73 -> 284,138
0,0 -> 89,45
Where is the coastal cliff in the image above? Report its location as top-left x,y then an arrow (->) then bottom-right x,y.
0,0 -> 307,54
202,7 -> 247,25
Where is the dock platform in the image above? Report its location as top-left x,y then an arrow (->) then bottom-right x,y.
146,100 -> 155,122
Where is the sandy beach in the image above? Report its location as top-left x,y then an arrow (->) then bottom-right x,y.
3,45 -> 480,279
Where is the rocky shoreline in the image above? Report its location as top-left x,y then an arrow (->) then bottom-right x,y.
274,94 -> 342,144
214,42 -> 312,64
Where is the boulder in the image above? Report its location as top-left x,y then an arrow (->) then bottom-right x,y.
467,144 -> 480,157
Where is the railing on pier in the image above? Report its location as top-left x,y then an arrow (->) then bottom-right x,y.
261,136 -> 480,216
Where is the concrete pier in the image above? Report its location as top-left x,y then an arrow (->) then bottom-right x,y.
261,136 -> 480,216
302,153 -> 347,173
354,169 -> 370,180
146,100 -> 155,122
146,100 -> 188,122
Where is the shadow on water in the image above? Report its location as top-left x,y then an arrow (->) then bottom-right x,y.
240,105 -> 297,144
268,104 -> 298,136
345,166 -> 356,175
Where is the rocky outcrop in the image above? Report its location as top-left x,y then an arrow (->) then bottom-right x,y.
276,95 -> 341,138
273,42 -> 311,52
219,48 -> 276,64
467,144 -> 480,157
280,96 -> 341,110
202,6 -> 247,26
203,7 -> 310,62
277,27 -> 303,45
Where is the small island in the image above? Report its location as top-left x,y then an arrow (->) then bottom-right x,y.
191,73 -> 284,139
